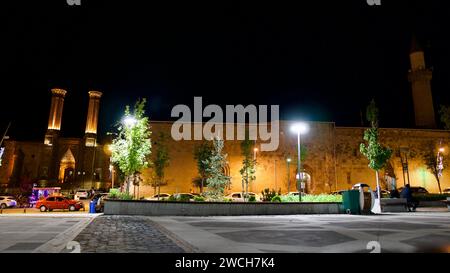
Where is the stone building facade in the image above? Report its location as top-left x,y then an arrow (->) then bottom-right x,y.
133,122 -> 449,198
1,43 -> 448,196
0,89 -> 112,192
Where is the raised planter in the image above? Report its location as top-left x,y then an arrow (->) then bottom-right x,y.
418,200 -> 448,208
381,198 -> 407,212
104,199 -> 343,216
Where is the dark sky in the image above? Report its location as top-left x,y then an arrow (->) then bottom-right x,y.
2,0 -> 450,142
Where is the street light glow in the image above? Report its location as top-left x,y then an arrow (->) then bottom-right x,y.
287,158 -> 291,163
439,147 -> 445,153
290,122 -> 309,135
123,116 -> 137,127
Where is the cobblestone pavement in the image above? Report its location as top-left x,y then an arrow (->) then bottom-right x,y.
73,215 -> 188,253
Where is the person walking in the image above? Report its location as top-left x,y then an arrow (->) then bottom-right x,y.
400,184 -> 418,212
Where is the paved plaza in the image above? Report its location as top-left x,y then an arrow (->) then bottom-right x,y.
1,212 -> 449,253
0,214 -> 95,253
151,212 -> 450,253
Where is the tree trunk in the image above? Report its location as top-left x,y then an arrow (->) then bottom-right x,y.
125,175 -> 131,194
158,179 -> 161,200
437,177 -> 442,194
371,170 -> 382,214
201,178 -> 204,193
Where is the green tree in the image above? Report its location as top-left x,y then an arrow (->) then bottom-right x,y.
423,143 -> 446,194
203,137 -> 231,200
360,100 -> 392,212
239,131 -> 257,202
152,132 -> 170,199
439,105 -> 450,130
193,141 -> 213,193
110,99 -> 152,195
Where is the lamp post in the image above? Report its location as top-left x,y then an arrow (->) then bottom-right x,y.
291,122 -> 309,202
286,158 -> 291,193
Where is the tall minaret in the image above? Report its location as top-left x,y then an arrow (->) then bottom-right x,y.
408,37 -> 436,128
45,88 -> 67,145
84,91 -> 103,147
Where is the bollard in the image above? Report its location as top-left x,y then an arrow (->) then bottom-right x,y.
24,208 -> 26,214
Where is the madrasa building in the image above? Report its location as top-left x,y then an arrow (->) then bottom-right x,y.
0,43 -> 449,196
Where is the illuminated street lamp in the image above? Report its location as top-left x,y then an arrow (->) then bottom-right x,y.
290,122 -> 309,202
253,148 -> 259,160
286,158 -> 292,193
123,116 -> 137,127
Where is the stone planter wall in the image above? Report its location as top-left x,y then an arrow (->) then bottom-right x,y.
104,200 -> 343,216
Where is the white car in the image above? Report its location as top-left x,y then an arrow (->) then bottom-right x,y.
226,192 -> 260,202
0,196 -> 17,209
74,190 -> 90,200
443,188 -> 450,194
146,193 -> 171,201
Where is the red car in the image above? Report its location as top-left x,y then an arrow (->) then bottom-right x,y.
36,196 -> 84,212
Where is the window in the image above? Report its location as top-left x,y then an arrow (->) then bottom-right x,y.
56,197 -> 64,202
232,194 -> 241,198
47,197 -> 55,202
0,197 -> 4,201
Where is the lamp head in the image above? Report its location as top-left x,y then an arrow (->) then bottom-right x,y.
290,122 -> 309,135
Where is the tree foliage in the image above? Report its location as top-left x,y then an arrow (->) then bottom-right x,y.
239,131 -> 257,200
423,143 -> 446,194
152,132 -> 170,196
360,100 -> 392,171
203,137 -> 231,200
439,105 -> 450,130
110,99 -> 152,194
193,141 -> 214,192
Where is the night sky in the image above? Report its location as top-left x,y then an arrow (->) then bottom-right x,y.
2,0 -> 450,142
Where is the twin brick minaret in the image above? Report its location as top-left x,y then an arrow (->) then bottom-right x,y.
45,89 -> 103,146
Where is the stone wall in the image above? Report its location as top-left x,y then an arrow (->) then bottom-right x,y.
335,127 -> 450,193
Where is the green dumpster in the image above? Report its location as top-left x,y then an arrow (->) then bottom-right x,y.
342,190 -> 360,214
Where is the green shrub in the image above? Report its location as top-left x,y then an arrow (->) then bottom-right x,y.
178,195 -> 191,202
168,195 -> 177,201
280,194 -> 342,203
248,195 -> 256,202
194,196 -> 206,202
271,195 -> 282,202
108,188 -> 120,199
117,192 -> 134,200
261,188 -> 282,202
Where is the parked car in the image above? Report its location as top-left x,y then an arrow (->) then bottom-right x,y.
0,196 -> 17,209
171,193 -> 196,201
146,193 -> 171,201
443,188 -> 450,194
36,196 -> 84,212
398,186 -> 429,194
74,189 -> 90,200
226,192 -> 261,202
